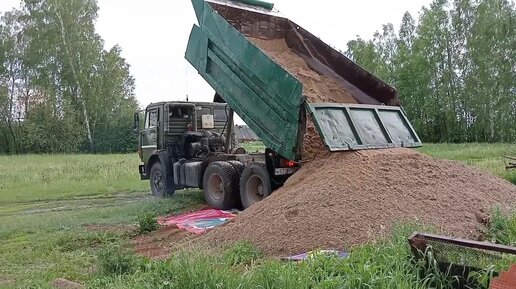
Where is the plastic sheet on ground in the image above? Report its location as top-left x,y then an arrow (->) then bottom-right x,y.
282,250 -> 349,261
158,209 -> 237,234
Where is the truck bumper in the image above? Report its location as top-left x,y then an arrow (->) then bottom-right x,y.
139,165 -> 149,180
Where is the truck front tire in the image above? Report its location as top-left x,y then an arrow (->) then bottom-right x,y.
239,163 -> 271,209
149,162 -> 176,198
203,162 -> 237,210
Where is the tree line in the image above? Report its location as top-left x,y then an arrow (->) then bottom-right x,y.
346,0 -> 515,143
1,0 -> 514,155
0,0 -> 138,154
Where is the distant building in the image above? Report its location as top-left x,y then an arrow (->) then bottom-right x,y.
234,125 -> 259,142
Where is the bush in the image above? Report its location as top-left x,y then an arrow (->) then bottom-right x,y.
137,213 -> 159,235
97,245 -> 138,275
223,241 -> 263,267
486,208 -> 516,246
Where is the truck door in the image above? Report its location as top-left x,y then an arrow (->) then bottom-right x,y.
141,107 -> 159,162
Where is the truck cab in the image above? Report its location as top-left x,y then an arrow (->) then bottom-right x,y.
136,101 -> 299,210
138,101 -> 229,170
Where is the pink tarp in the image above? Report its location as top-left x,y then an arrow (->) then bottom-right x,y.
158,209 -> 236,234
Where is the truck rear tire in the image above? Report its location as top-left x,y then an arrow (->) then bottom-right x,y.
239,163 -> 271,209
227,160 -> 244,209
203,162 -> 237,210
227,160 -> 244,175
149,162 -> 176,198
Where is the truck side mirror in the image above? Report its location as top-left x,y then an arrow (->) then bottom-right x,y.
134,112 -> 140,132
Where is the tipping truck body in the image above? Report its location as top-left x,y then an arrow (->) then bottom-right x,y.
137,0 -> 421,210
186,0 -> 421,160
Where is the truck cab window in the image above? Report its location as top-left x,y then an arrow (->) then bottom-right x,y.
170,107 -> 191,119
146,109 -> 158,128
214,108 -> 227,121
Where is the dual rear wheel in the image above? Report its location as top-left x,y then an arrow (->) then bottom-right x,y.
203,162 -> 271,210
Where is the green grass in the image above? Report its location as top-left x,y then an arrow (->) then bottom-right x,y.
419,143 -> 516,184
486,207 -> 516,246
68,224 -> 516,289
0,191 -> 204,288
0,154 -> 148,203
242,141 -> 266,153
88,228 -> 430,289
0,143 -> 514,288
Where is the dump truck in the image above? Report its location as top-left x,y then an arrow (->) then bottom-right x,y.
136,0 -> 422,210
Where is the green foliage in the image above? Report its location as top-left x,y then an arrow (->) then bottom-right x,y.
97,245 -> 139,276
223,241 -> 263,266
88,226 -> 514,289
486,208 -> 516,246
16,106 -> 85,154
0,0 -> 139,155
137,213 -> 159,235
347,0 -> 516,143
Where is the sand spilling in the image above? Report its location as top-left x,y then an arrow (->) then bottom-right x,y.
200,38 -> 516,256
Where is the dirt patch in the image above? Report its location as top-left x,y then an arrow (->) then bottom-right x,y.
50,278 -> 84,289
0,276 -> 14,286
203,148 -> 516,256
131,226 -> 197,259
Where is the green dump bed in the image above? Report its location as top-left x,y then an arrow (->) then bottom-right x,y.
185,0 -> 421,160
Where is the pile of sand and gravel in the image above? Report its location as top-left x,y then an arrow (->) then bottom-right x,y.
200,38 -> 516,257
204,149 -> 516,256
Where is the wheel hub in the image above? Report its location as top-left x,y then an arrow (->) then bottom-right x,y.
208,174 -> 224,200
246,175 -> 264,204
153,171 -> 163,191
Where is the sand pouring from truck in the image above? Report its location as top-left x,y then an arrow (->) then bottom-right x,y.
135,0 -> 422,210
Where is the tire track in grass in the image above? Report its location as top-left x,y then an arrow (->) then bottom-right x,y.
0,192 -> 152,217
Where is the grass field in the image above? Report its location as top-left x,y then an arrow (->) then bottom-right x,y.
0,154 -> 148,203
419,143 -> 516,184
0,143 -> 514,288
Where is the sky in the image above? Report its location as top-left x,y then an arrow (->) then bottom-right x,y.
0,0 -> 432,109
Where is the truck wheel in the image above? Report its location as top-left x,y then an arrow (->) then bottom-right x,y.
239,163 -> 271,209
227,161 -> 244,175
149,162 -> 176,198
203,162 -> 237,210
227,161 -> 244,209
